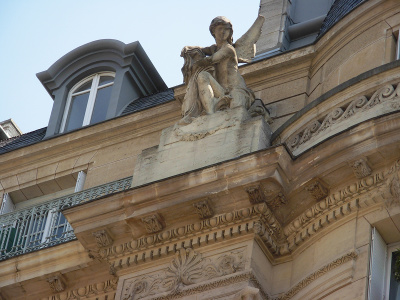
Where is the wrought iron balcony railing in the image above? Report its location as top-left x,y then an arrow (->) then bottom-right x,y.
0,176 -> 132,261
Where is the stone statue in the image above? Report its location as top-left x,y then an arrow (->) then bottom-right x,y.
179,15 -> 265,125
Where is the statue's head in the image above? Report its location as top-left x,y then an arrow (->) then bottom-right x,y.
209,16 -> 233,44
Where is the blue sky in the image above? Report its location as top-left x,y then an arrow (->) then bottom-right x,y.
0,0 -> 260,133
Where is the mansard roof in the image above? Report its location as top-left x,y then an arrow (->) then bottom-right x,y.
319,0 -> 367,37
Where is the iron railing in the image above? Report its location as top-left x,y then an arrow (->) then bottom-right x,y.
0,176 -> 132,261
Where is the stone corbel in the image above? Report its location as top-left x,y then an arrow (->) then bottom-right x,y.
350,158 -> 372,178
92,229 -> 113,248
305,179 -> 329,201
193,199 -> 214,219
47,274 -> 66,293
245,179 -> 287,211
141,213 -> 164,233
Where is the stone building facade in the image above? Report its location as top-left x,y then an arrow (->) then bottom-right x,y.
1,0 -> 400,299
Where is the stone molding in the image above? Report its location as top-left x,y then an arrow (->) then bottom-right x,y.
272,251 -> 358,300
42,277 -> 118,300
286,82 -> 400,156
97,159 -> 400,266
121,248 -> 246,299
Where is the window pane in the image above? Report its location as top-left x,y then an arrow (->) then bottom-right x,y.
98,76 -> 114,86
65,92 -> 90,131
390,251 -> 400,300
74,80 -> 92,93
90,86 -> 112,124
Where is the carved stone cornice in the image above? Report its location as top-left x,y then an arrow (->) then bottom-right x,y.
286,82 -> 400,156
42,277 -> 118,300
99,203 -> 280,265
272,251 -> 358,300
99,159 -> 400,264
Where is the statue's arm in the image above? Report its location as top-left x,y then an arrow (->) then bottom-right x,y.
196,45 -> 235,66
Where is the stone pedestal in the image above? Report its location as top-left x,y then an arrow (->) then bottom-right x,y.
132,107 -> 272,187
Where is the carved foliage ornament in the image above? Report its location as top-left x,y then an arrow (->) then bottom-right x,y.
142,214 -> 164,233
287,83 -> 400,153
47,275 -> 66,293
350,158 -> 372,179
122,248 -> 244,299
92,229 -> 113,248
305,180 -> 329,201
246,181 -> 286,210
193,199 -> 214,219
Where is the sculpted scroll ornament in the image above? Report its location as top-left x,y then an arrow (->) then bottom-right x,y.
287,83 -> 400,153
122,248 -> 245,299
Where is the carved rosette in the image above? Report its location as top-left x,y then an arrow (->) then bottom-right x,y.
142,214 -> 164,233
193,199 -> 214,219
92,229 -> 113,248
122,248 -> 245,299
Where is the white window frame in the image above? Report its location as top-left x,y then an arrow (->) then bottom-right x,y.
40,171 -> 87,244
385,242 -> 400,300
60,72 -> 115,132
0,193 -> 15,215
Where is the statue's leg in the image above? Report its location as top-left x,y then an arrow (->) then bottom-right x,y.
197,71 -> 225,114
230,88 -> 253,109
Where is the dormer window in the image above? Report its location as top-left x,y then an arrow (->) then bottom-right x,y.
60,72 -> 115,132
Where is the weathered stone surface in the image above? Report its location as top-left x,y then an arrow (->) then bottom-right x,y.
132,107 -> 271,187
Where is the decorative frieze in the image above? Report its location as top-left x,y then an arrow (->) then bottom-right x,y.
284,172 -> 385,238
122,248 -> 245,299
350,158 -> 372,178
99,203 -> 275,262
193,199 -> 214,219
141,214 -> 164,233
92,229 -> 113,248
43,277 -> 118,300
286,82 -> 400,155
47,275 -> 66,293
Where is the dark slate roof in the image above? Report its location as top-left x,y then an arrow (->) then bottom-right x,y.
0,89 -> 176,155
0,127 -> 47,155
319,0 -> 367,37
121,88 -> 175,115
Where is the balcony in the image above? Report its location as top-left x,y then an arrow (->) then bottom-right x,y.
0,176 -> 132,261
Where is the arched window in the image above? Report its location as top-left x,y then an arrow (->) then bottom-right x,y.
60,72 -> 115,132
